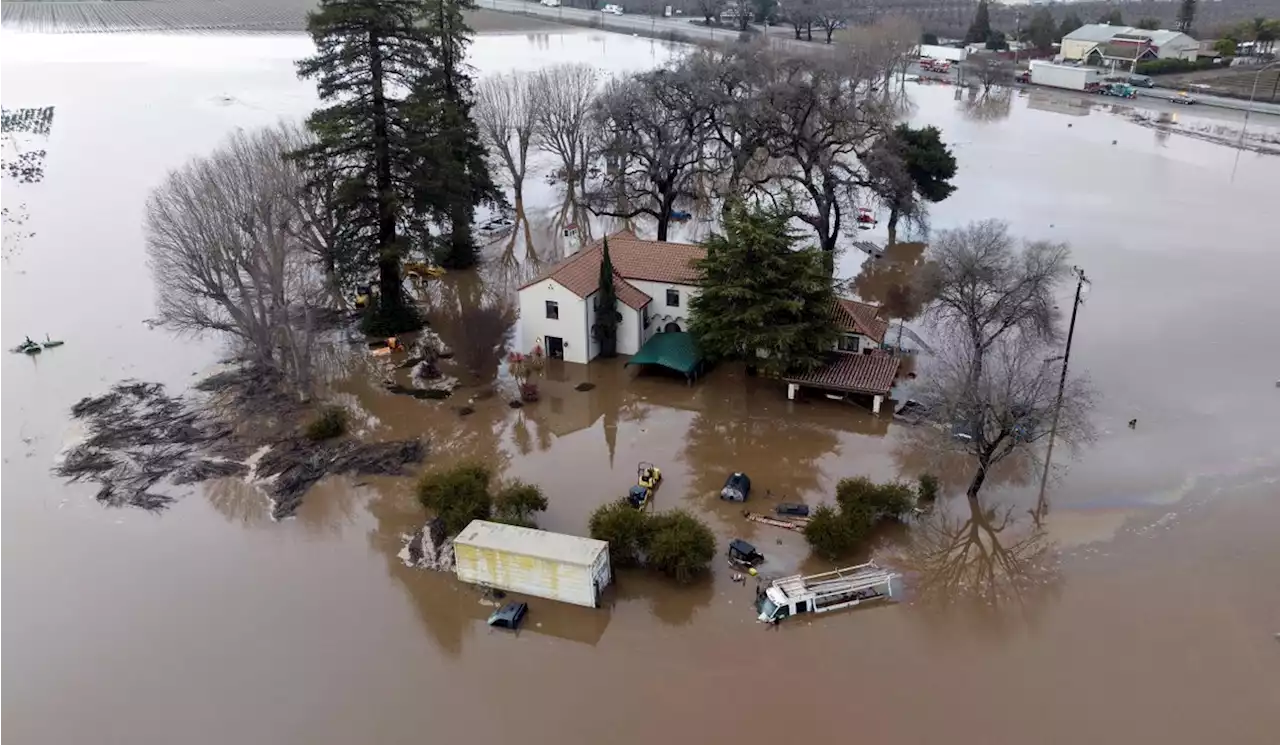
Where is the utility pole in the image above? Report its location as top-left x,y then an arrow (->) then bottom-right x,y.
1035,266 -> 1089,522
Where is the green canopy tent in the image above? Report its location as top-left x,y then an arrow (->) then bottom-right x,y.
625,332 -> 706,383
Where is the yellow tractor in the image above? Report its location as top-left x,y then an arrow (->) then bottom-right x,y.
628,462 -> 662,510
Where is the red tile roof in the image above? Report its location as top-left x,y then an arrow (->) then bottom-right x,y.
831,298 -> 890,344
519,231 -> 705,311
784,352 -> 901,396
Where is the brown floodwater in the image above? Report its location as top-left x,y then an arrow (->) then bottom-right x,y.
4,29 -> 1280,745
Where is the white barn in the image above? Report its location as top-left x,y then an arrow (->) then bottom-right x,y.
517,231 -> 705,364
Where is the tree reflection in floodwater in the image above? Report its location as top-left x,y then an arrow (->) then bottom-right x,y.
897,494 -> 1063,635
961,86 -> 1013,123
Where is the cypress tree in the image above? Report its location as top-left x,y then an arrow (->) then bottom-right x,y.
592,238 -> 620,358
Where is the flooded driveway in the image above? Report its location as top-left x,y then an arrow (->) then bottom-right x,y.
4,29 -> 1280,745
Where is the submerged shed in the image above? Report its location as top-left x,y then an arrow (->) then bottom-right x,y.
453,520 -> 612,608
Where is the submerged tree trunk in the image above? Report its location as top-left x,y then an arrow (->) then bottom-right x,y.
966,457 -> 990,500
887,207 -> 900,245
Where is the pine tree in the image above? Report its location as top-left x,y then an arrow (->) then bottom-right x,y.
1059,12 -> 1084,41
1176,0 -> 1197,34
297,0 -> 435,334
966,1 -> 992,45
592,238 -> 620,358
688,204 -> 838,377
1028,7 -> 1057,52
416,0 -> 499,270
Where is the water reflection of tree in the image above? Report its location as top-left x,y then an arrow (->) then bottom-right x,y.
898,495 -> 1062,633
614,570 -> 715,627
852,241 -> 928,344
961,87 -> 1013,122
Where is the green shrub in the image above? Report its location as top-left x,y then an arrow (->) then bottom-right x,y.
803,505 -> 864,560
1134,57 -> 1219,76
836,476 -> 915,518
416,462 -> 493,535
492,480 -> 549,528
304,405 -> 347,441
588,500 -> 652,567
917,473 -> 940,503
643,510 -> 716,583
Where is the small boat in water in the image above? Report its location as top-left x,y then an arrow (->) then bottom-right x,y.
42,334 -> 64,349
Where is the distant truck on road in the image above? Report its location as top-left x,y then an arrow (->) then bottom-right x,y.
1028,61 -> 1104,92
918,43 -> 967,63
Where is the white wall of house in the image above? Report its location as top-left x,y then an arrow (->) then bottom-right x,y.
630,280 -> 700,343
1155,36 -> 1199,60
1061,39 -> 1098,60
518,279 -> 589,365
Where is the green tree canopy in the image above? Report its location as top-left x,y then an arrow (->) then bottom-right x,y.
966,0 -> 992,44
1027,7 -> 1057,51
866,124 -> 957,245
1101,9 -> 1123,26
297,0 -> 439,334
1059,12 -> 1084,41
688,203 -> 838,377
1135,18 -> 1160,30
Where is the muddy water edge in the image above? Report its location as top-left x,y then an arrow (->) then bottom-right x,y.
4,28 -> 1280,745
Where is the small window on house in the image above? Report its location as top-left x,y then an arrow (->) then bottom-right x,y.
545,301 -> 559,320
643,307 -> 651,329
838,334 -> 860,353
666,289 -> 680,307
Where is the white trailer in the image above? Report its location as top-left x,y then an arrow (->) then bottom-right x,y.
453,520 -> 612,608
1029,62 -> 1103,92
918,44 -> 968,63
756,562 -> 897,623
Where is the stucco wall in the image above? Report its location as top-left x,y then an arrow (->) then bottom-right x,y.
519,279 -> 589,364
630,280 -> 700,343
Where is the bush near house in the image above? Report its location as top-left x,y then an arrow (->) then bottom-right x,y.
416,463 -> 549,535
588,503 -> 716,582
917,473 -> 941,503
803,476 -> 919,560
1135,58 -> 1220,76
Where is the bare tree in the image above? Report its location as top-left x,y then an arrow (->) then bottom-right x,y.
696,0 -> 726,24
684,44 -> 773,205
274,122 -> 345,307
588,66 -> 711,241
474,72 -> 540,207
146,125 -> 329,395
962,53 -> 1014,92
813,0 -> 851,43
754,51 -> 896,270
531,63 -> 600,193
787,0 -> 817,41
914,333 -> 1094,501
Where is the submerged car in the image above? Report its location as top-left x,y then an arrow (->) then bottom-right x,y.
719,471 -> 752,502
727,538 -> 765,569
601,3 -> 623,14
487,602 -> 528,630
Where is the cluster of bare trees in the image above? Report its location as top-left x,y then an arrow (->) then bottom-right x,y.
474,24 -> 920,267
146,125 -> 335,395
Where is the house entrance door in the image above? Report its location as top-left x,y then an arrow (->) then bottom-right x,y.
545,336 -> 564,359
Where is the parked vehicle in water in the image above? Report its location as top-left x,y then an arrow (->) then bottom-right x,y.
1172,91 -> 1197,105
601,4 -> 624,14
727,539 -> 765,570
1127,74 -> 1154,88
1097,82 -> 1137,99
756,563 -> 898,624
719,471 -> 751,502
539,0 -> 561,6
487,602 -> 528,630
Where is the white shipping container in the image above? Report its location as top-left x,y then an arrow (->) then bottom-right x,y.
1029,62 -> 1103,91
919,44 -> 968,63
453,520 -> 612,608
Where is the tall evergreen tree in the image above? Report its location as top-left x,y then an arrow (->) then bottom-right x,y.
1027,7 -> 1057,51
1176,0 -> 1197,34
416,0 -> 499,270
966,1 -> 992,45
866,125 -> 957,246
297,0 -> 434,334
1058,12 -> 1084,41
688,204 -> 838,377
592,238 -> 620,358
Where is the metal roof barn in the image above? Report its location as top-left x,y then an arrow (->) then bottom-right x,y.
453,521 -> 612,608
